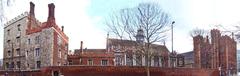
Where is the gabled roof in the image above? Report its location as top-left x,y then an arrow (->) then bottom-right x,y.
107,38 -> 169,53
71,49 -> 114,58
108,38 -> 137,46
180,51 -> 194,59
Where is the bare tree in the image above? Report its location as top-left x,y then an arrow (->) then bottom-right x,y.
190,28 -> 207,37
0,0 -> 13,25
106,3 -> 171,76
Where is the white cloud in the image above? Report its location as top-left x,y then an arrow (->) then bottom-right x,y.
53,0 -> 106,50
0,0 -> 107,59
2,0 -> 240,59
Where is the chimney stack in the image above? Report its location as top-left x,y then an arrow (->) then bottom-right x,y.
80,41 -> 83,53
29,2 -> 35,17
61,26 -> 64,32
47,3 -> 55,22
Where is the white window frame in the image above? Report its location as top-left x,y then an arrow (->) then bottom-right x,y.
101,60 -> 108,66
35,48 -> 40,56
87,59 -> 93,66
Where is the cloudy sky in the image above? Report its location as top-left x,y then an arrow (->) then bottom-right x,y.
1,0 -> 240,59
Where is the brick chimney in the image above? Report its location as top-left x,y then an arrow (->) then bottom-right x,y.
80,41 -> 83,53
29,2 -> 35,17
27,2 -> 35,30
47,3 -> 55,25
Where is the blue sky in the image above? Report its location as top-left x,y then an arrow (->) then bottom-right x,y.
1,0 -> 240,59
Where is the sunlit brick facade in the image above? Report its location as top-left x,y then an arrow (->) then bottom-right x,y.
193,29 -> 237,75
67,41 -> 114,66
3,2 -> 68,70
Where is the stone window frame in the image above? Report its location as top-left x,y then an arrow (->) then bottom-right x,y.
17,24 -> 21,31
126,51 -> 133,66
58,62 -> 61,66
35,48 -> 40,56
28,38 -> 31,45
68,60 -> 73,65
57,35 -> 62,46
26,50 -> 29,57
6,62 -> 9,69
7,29 -> 10,35
58,49 -> 61,58
10,62 -> 14,69
16,48 -> 20,56
153,56 -> 160,67
27,63 -> 30,68
7,50 -> 11,57
35,35 -> 40,44
115,55 -> 122,66
17,61 -> 21,68
87,59 -> 93,66
7,40 -> 11,45
101,59 -> 108,66
79,58 -> 82,64
16,36 -> 21,43
136,54 -> 142,66
36,61 -> 41,68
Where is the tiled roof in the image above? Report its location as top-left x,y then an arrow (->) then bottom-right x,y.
107,38 -> 169,53
71,49 -> 114,58
181,51 -> 194,60
108,38 -> 137,46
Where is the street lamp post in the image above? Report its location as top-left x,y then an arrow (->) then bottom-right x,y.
171,21 -> 175,68
171,21 -> 175,53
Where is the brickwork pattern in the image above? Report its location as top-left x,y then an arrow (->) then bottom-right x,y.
193,29 -> 237,75
0,66 -> 219,76
3,2 -> 69,70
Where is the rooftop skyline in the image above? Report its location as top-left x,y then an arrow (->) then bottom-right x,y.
1,0 -> 240,59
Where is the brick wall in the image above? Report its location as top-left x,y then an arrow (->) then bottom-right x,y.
0,66 -> 219,76
68,49 -> 114,66
193,29 -> 237,75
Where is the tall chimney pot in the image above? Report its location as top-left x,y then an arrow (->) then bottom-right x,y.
80,41 -> 83,53
29,2 -> 35,17
48,3 -> 55,20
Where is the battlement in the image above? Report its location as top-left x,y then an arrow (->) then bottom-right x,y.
4,12 -> 42,28
4,12 -> 28,27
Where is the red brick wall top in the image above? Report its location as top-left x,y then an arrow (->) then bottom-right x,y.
0,66 -> 220,76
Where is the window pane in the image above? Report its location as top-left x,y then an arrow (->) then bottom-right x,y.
88,59 -> 93,66
11,62 -> 14,68
6,63 -> 9,68
7,50 -> 11,57
101,60 -> 108,66
35,48 -> 40,56
17,61 -> 21,68
37,61 -> 41,68
16,48 -> 20,56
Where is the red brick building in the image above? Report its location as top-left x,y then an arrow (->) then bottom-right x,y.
193,29 -> 237,75
67,41 -> 114,66
106,38 -> 170,67
0,66 -> 220,76
3,2 -> 68,70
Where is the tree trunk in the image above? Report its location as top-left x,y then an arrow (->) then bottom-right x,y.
147,66 -> 150,76
146,46 -> 150,76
